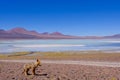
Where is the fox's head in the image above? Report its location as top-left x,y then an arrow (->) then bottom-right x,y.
36,59 -> 41,66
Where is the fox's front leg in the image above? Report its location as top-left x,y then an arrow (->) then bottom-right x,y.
32,67 -> 36,75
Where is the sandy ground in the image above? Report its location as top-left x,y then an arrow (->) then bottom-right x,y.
0,60 -> 120,80
1,51 -> 120,80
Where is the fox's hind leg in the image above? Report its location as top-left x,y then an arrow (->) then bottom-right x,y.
24,68 -> 29,76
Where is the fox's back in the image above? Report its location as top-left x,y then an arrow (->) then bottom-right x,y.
24,62 -> 36,69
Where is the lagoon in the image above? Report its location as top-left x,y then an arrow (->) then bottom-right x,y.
0,39 -> 120,53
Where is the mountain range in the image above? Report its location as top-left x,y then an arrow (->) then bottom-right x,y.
0,27 -> 120,39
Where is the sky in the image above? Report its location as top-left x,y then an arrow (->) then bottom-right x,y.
0,0 -> 120,36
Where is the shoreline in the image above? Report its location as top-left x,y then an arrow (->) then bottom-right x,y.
1,50 -> 120,54
0,51 -> 120,62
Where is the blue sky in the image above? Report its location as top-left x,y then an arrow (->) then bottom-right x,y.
0,0 -> 120,36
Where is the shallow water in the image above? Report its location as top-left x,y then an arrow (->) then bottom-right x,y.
0,39 -> 120,53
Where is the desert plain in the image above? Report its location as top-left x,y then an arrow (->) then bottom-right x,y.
0,51 -> 120,80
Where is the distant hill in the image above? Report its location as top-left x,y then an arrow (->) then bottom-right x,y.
0,27 -> 120,39
103,34 -> 120,39
0,27 -> 79,39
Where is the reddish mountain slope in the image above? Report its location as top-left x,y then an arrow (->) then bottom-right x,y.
0,27 -> 120,39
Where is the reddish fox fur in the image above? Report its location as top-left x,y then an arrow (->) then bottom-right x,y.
23,59 -> 41,76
